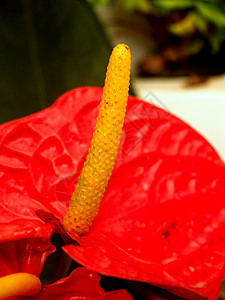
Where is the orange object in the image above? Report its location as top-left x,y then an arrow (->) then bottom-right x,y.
0,273 -> 41,299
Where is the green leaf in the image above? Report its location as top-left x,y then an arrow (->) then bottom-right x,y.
196,2 -> 225,27
168,12 -> 197,36
89,0 -> 154,13
88,0 -> 111,7
168,11 -> 207,36
120,0 -> 153,13
151,0 -> 194,12
0,0 -> 112,123
187,38 -> 204,55
193,12 -> 208,33
209,29 -> 225,53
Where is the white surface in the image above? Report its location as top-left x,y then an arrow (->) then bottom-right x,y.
133,75 -> 225,162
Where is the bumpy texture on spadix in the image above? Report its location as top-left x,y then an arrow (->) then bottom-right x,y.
63,44 -> 131,235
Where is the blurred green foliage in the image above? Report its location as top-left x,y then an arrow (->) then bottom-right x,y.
90,0 -> 225,53
0,0 -> 112,123
89,0 -> 153,13
153,0 -> 225,53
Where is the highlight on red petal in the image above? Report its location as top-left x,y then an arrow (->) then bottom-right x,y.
0,219 -> 55,276
28,267 -> 132,300
0,87 -> 224,299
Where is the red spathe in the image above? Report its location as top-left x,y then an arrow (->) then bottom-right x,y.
15,267 -> 132,300
0,87 -> 224,299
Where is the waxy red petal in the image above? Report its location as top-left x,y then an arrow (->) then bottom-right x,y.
64,154 -> 225,299
27,267 -> 132,300
0,87 -> 224,299
0,219 -> 55,276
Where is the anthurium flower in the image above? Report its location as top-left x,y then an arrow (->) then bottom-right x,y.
1,85 -> 225,299
0,43 -> 225,300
